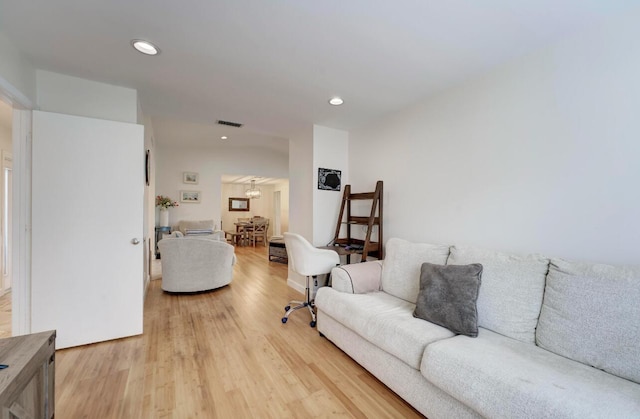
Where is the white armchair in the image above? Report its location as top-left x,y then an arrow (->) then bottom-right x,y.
158,237 -> 236,292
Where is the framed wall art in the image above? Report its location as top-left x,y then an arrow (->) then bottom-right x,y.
183,172 -> 199,184
180,190 -> 201,203
228,197 -> 250,211
318,168 -> 341,191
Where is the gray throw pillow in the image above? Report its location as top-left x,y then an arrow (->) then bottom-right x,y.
413,262 -> 483,337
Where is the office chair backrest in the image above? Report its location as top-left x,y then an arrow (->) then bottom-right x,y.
283,232 -> 340,277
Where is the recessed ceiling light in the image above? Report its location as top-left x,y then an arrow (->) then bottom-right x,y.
131,39 -> 160,56
329,97 -> 344,106
221,136 -> 228,140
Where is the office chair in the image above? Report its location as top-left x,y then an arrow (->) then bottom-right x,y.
281,232 -> 340,327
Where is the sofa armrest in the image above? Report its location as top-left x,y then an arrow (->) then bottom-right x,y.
331,260 -> 383,294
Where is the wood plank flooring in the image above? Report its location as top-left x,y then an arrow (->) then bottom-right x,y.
55,245 -> 423,418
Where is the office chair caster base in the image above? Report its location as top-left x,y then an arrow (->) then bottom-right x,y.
281,317 -> 288,323
310,321 -> 316,328
284,305 -> 290,312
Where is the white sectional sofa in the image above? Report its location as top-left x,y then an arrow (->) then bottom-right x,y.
315,238 -> 640,418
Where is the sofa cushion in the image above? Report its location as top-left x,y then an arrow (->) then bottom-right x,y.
178,219 -> 215,235
422,328 -> 640,419
185,228 -> 214,236
381,238 -> 450,304
536,258 -> 640,384
448,246 -> 548,343
414,263 -> 482,337
315,287 -> 454,369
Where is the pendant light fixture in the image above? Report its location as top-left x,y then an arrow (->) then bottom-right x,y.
245,179 -> 262,199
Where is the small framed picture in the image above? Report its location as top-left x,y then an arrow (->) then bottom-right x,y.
180,190 -> 201,203
183,172 -> 199,184
318,168 -> 341,191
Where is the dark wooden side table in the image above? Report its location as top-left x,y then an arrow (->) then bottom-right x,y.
155,226 -> 171,259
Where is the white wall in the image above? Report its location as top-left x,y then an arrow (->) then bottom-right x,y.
155,145 -> 288,231
36,70 -> 138,123
312,125 -> 348,247
274,180 -> 290,235
350,9 -> 640,265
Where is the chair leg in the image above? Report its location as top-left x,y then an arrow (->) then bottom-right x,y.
281,275 -> 318,327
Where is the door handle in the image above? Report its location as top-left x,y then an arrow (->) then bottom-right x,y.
131,238 -> 140,245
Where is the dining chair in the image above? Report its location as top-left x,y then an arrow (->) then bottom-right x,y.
248,219 -> 268,246
281,232 -> 340,327
235,218 -> 252,245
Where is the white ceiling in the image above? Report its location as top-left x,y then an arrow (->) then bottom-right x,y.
0,1 -> 635,150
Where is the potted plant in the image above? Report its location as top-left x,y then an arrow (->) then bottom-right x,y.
156,195 -> 178,227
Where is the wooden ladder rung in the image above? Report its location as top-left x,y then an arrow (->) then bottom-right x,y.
348,192 -> 375,200
348,216 -> 379,224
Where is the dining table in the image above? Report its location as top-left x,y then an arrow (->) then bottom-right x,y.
233,222 -> 254,246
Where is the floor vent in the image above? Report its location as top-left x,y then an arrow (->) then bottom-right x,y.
217,120 -> 243,128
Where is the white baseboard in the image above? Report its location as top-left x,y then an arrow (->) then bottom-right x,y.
286,277 -> 305,295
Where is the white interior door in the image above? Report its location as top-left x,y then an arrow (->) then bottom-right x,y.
31,111 -> 144,349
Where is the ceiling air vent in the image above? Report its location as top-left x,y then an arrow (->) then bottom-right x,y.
217,120 -> 243,128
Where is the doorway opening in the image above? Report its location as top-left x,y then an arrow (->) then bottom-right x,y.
0,100 -> 13,338
220,175 -> 289,242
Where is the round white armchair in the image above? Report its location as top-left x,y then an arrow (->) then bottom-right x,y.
158,236 -> 236,292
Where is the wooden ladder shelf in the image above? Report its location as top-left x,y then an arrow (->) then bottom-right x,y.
331,180 -> 383,261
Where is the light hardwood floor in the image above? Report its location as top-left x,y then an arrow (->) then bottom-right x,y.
55,245 -> 423,418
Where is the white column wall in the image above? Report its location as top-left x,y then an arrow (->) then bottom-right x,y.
312,125 -> 348,247
286,126 -> 348,292
286,128 -> 314,292
288,129 -> 314,241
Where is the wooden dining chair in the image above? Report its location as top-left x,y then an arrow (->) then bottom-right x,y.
248,220 -> 268,247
